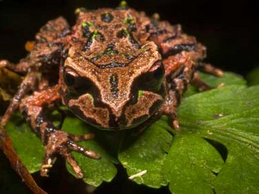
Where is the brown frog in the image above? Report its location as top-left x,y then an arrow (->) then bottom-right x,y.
0,2 -> 223,178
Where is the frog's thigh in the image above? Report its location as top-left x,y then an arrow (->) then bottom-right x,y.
1,72 -> 38,126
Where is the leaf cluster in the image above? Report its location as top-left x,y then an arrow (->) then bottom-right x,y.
1,69 -> 259,194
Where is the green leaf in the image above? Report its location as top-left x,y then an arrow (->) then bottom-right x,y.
164,135 -> 224,194
185,71 -> 246,97
246,66 -> 259,86
2,72 -> 259,193
118,123 -> 173,188
0,68 -> 22,94
198,71 -> 246,87
214,143 -> 259,194
177,85 -> 259,194
62,117 -> 118,187
0,87 -> 11,101
5,114 -> 44,173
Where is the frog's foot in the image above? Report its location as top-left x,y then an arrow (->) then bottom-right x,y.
41,130 -> 100,178
0,60 -> 8,68
0,59 -> 28,74
199,63 -> 224,77
191,72 -> 212,91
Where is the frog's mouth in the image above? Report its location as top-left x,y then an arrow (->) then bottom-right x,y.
67,90 -> 165,130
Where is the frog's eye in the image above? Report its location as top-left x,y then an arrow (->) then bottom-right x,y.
72,77 -> 94,95
130,61 -> 164,103
64,68 -> 79,86
64,68 -> 96,97
64,72 -> 75,86
138,62 -> 165,92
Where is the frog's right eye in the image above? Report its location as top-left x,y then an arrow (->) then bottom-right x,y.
64,73 -> 75,86
64,69 -> 96,96
63,67 -> 79,86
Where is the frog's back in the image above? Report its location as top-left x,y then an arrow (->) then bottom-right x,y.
70,8 -> 153,65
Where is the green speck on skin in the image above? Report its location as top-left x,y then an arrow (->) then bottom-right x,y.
75,8 -> 81,14
92,30 -> 99,40
123,17 -> 135,24
110,75 -> 116,83
129,18 -> 135,24
140,47 -> 147,52
82,21 -> 94,28
138,90 -> 144,100
81,22 -> 87,28
88,94 -> 94,105
120,1 -> 127,7
124,29 -> 130,36
75,7 -> 86,14
88,22 -> 94,28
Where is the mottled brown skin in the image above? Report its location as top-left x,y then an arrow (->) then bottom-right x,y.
0,4 -> 223,178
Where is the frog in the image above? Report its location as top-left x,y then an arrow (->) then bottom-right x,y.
0,2 -> 223,178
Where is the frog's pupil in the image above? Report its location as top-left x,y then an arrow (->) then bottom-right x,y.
64,73 -> 75,86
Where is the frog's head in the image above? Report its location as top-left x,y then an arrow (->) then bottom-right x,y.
61,41 -> 166,130
60,7 -> 167,129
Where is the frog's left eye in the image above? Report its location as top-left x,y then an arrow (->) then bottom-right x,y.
138,62 -> 165,92
130,63 -> 164,104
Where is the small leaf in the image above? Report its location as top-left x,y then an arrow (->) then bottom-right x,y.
246,66 -> 259,86
118,123 -> 173,188
214,143 -> 259,194
0,68 -> 22,94
164,135 -> 224,194
0,87 -> 11,101
5,114 -> 44,173
62,117 -> 118,187
177,85 -> 259,194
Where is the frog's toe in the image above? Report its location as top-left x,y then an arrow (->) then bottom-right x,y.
0,60 -> 8,68
69,133 -> 96,142
66,139 -> 100,159
41,130 -> 100,178
40,154 -> 56,177
173,119 -> 180,130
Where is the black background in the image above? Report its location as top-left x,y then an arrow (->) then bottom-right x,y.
0,0 -> 259,193
0,0 -> 259,75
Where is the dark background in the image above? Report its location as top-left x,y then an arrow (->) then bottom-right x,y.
0,0 -> 259,193
0,0 -> 259,75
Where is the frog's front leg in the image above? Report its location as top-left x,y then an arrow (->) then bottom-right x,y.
159,48 -> 204,130
198,63 -> 224,77
19,86 -> 99,178
1,72 -> 38,126
191,72 -> 212,91
0,59 -> 29,75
